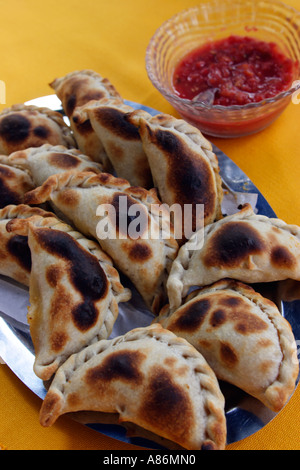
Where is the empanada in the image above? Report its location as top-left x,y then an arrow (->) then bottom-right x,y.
73,98 -> 153,188
0,157 -> 35,208
7,212 -> 131,381
0,104 -> 76,154
167,204 -> 300,309
39,324 -> 226,450
7,144 -> 103,188
50,70 -> 121,169
24,171 -> 179,314
157,279 -> 299,412
129,111 -> 223,242
0,204 -> 54,285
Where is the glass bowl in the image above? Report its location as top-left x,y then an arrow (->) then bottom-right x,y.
146,0 -> 300,138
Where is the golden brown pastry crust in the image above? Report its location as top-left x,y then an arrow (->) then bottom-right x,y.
167,204 -> 300,309
24,171 -> 179,314
7,212 -> 131,380
39,324 -> 226,450
73,98 -> 153,189
0,104 -> 76,154
50,70 -> 121,169
157,279 -> 299,412
129,111 -> 223,242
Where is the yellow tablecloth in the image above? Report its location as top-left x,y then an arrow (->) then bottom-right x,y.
0,0 -> 299,451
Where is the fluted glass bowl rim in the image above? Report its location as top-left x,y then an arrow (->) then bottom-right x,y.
145,0 -> 300,113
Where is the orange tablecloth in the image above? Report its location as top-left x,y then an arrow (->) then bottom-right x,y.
0,0 -> 299,451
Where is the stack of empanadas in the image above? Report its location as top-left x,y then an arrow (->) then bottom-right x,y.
0,68 -> 299,450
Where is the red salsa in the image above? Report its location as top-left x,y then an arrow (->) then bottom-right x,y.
173,36 -> 295,106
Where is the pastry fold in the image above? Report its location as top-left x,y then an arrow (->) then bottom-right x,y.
157,279 -> 299,412
39,324 -> 226,450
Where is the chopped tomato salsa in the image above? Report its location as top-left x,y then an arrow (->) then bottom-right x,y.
173,36 -> 295,106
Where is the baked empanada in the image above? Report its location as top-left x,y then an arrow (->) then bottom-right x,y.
7,212 -> 131,381
129,111 -> 223,242
0,204 -> 54,285
0,157 -> 35,208
73,98 -> 153,188
7,144 -> 103,188
24,171 -> 178,314
167,204 -> 300,309
50,70 -> 121,169
39,324 -> 226,450
157,279 -> 299,412
0,104 -> 76,155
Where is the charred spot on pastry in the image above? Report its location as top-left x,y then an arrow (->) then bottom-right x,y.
0,113 -> 31,143
111,193 -> 148,238
271,245 -> 295,269
210,309 -> 227,328
220,296 -> 243,307
57,188 -> 80,206
72,300 -> 98,331
259,360 -> 275,376
172,299 -> 211,332
46,265 -> 63,288
7,235 -> 31,271
204,222 -> 265,267
51,331 -> 68,352
127,242 -> 152,262
75,119 -> 94,135
220,342 -> 238,368
152,129 -> 180,154
151,129 -> 216,222
49,152 -> 81,169
81,91 -> 106,105
66,94 -> 77,116
140,367 -> 193,439
49,284 -> 72,322
233,312 -> 268,335
34,227 -> 108,301
0,179 -> 22,208
86,350 -> 145,384
95,107 -> 140,140
0,165 -> 15,179
33,125 -> 50,139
